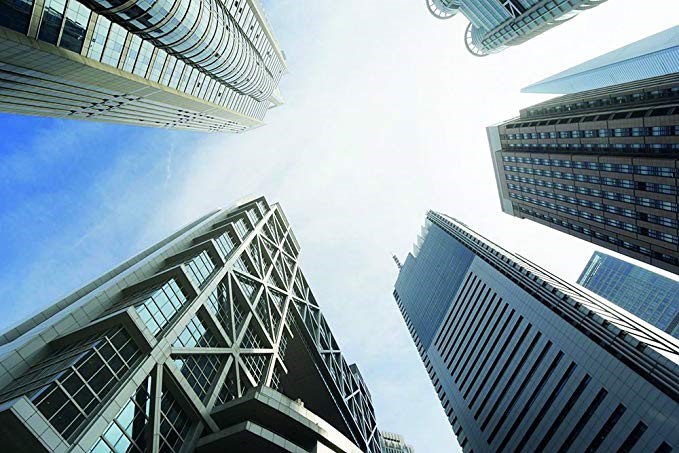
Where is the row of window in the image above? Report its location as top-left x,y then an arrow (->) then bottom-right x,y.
502,156 -> 678,178
0,327 -> 140,442
518,207 -> 679,268
522,86 -> 679,119
505,125 -> 679,140
511,193 -> 679,245
504,174 -> 679,212
506,183 -> 678,228
503,165 -> 678,192
88,14 -> 269,121
506,142 -> 679,152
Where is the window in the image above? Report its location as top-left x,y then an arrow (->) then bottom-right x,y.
173,355 -> 222,402
90,375 -> 152,453
88,16 -> 111,61
101,22 -> 127,67
0,0 -> 34,33
60,0 -> 90,53
0,327 -> 139,441
132,279 -> 189,336
184,250 -> 217,288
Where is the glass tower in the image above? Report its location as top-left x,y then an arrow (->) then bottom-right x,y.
394,211 -> 679,452
578,251 -> 679,339
0,0 -> 287,132
488,73 -> 679,275
0,196 -> 381,452
425,0 -> 608,56
523,26 -> 679,94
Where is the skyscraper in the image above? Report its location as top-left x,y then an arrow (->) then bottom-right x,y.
578,251 -> 679,339
0,196 -> 381,452
425,0 -> 608,56
0,0 -> 287,132
488,73 -> 679,274
394,211 -> 679,452
523,26 -> 679,94
380,431 -> 415,453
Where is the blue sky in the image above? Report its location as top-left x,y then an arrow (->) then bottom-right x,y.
1,1 -> 678,452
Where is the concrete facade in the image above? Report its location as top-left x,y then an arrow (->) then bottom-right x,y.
0,196 -> 381,452
394,211 -> 679,452
379,431 -> 415,453
489,73 -> 679,274
0,0 -> 287,132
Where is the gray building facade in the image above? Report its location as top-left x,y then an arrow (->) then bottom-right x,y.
379,430 -> 415,453
578,251 -> 679,339
0,0 -> 287,132
523,26 -> 679,94
489,73 -> 679,274
0,196 -> 381,452
426,0 -> 608,56
394,211 -> 679,452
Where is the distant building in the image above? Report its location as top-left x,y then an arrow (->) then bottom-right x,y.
488,73 -> 679,274
425,0 -> 608,56
394,211 -> 679,452
0,196 -> 380,452
0,0 -> 287,132
380,431 -> 415,453
523,26 -> 679,94
578,251 -> 679,338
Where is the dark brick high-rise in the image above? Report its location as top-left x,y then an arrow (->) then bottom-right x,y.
488,73 -> 679,274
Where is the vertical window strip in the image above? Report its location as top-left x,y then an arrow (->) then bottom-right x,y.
558,388 -> 608,452
500,351 -> 565,450
487,339 -> 551,443
615,421 -> 647,453
535,374 -> 592,452
586,404 -> 627,452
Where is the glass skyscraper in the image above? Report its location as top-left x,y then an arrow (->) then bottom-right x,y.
0,0 -> 287,132
488,73 -> 679,275
578,251 -> 679,339
425,0 -> 608,56
0,196 -> 381,452
394,211 -> 679,452
523,26 -> 679,94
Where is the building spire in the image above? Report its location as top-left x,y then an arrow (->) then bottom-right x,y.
392,254 -> 403,271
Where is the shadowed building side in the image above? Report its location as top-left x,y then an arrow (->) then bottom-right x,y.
394,211 -> 679,452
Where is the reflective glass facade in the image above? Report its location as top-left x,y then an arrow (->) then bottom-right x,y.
523,26 -> 679,94
394,211 -> 679,452
489,74 -> 679,274
426,0 -> 608,56
0,197 -> 380,452
578,252 -> 679,338
0,0 -> 286,132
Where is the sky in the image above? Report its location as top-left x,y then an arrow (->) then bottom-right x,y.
1,1 -> 678,451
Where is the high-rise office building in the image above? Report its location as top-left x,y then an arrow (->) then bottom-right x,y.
425,0 -> 608,56
578,251 -> 679,339
394,211 -> 679,452
0,196 -> 381,452
0,0 -> 286,132
380,430 -> 415,453
488,73 -> 679,274
523,26 -> 679,94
